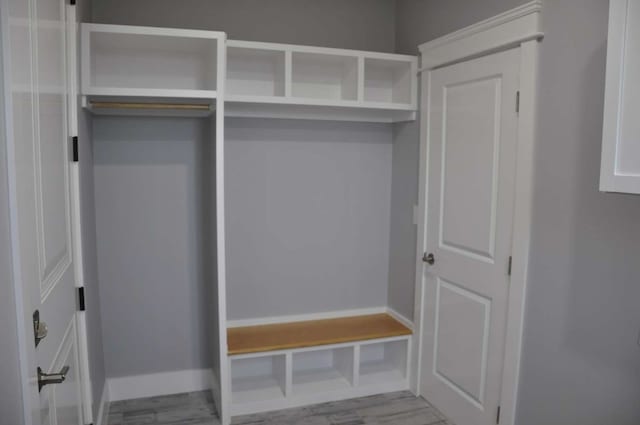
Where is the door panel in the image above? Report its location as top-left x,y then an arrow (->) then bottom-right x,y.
434,278 -> 490,406
441,78 -> 500,262
4,0 -> 82,422
420,48 -> 520,425
36,0 -> 72,298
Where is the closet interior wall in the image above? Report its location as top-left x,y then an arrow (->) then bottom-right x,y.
93,116 -> 216,378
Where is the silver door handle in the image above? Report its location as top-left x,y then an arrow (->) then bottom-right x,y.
38,366 -> 69,392
422,252 -> 435,265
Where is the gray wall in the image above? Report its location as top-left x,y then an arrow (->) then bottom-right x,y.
93,117 -> 211,377
92,0 -> 395,53
226,119 -> 392,319
394,0 -> 640,424
0,3 -> 24,418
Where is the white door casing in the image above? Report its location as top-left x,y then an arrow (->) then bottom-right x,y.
420,48 -> 519,425
3,0 -> 84,423
413,3 -> 542,425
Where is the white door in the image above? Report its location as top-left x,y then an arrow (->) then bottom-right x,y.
4,0 -> 83,423
420,48 -> 520,425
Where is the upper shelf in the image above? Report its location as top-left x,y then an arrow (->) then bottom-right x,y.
80,25 -> 418,121
81,24 -> 225,114
226,40 -> 418,123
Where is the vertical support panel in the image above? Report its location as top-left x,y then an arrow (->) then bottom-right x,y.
211,33 -> 230,425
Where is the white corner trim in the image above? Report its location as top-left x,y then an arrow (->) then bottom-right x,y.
226,307 -> 388,328
107,369 -> 213,402
418,0 -> 543,71
386,307 -> 414,331
95,380 -> 110,425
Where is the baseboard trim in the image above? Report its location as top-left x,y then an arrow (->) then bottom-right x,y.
108,369 -> 212,402
386,307 -> 414,331
227,307 -> 388,328
95,380 -> 110,425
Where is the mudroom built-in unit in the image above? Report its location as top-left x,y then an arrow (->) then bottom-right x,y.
81,22 -> 418,425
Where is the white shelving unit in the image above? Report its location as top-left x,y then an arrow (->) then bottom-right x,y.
79,23 -> 417,424
81,24 -> 224,115
226,40 -> 418,123
229,336 -> 411,416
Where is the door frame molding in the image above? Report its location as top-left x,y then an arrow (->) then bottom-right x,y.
411,2 -> 543,425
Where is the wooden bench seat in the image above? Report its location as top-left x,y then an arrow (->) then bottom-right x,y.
227,313 -> 412,355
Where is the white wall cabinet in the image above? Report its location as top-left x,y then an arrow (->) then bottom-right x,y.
601,0 -> 640,194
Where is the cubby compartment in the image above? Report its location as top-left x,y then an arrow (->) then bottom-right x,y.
364,58 -> 413,105
292,347 -> 354,396
83,24 -> 220,97
358,339 -> 408,387
231,354 -> 287,404
292,52 -> 358,101
227,46 -> 286,98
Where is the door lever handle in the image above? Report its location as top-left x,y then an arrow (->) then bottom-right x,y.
37,366 -> 69,392
422,252 -> 435,265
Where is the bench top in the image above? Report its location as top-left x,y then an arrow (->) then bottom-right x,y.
227,313 -> 412,355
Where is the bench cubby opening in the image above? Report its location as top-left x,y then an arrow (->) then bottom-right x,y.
231,354 -> 288,405
358,339 -> 409,387
291,347 -> 355,396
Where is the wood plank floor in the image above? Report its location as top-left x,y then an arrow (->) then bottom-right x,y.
227,313 -> 412,355
107,391 -> 454,425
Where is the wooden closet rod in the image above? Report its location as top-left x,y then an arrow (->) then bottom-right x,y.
90,101 -> 212,111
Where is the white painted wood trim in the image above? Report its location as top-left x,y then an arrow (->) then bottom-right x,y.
107,369 -> 213,402
227,307 -> 388,328
386,307 -> 414,331
228,38 -> 416,61
499,38 -> 539,425
83,23 -> 225,39
95,381 -> 110,425
215,34 -> 231,425
411,52 -> 433,397
418,0 -> 543,70
230,380 -> 409,417
414,4 -> 542,424
75,313 -> 93,424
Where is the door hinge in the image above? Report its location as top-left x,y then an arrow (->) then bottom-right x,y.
72,136 -> 79,162
516,91 -> 520,113
507,256 -> 513,276
77,287 -> 86,311
496,405 -> 501,424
